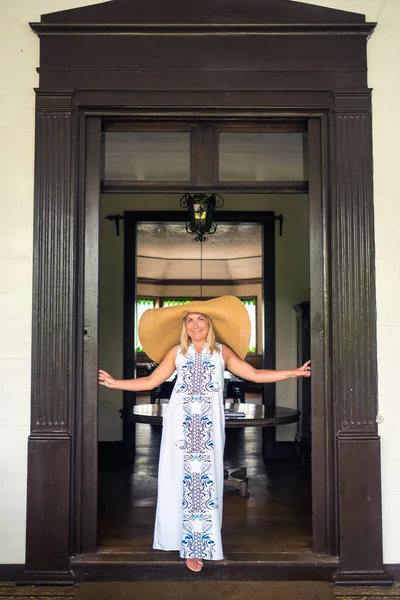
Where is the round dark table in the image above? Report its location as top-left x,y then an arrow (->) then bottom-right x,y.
130,402 -> 300,428
128,402 -> 300,497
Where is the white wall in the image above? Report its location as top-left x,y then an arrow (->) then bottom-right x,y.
99,194 -> 309,442
0,0 -> 110,565
1,0 -> 399,565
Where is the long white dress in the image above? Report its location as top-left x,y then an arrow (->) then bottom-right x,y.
153,343 -> 225,560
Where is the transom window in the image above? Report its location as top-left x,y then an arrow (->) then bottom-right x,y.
102,131 -> 191,182
218,132 -> 307,182
102,121 -> 308,194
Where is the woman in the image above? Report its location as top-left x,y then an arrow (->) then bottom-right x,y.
99,296 -> 311,573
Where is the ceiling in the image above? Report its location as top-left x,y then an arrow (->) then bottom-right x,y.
136,223 -> 262,280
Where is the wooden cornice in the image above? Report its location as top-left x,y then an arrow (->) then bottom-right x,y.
29,22 -> 376,37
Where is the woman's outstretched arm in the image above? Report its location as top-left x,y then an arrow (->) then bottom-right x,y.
98,345 -> 178,392
222,345 -> 311,383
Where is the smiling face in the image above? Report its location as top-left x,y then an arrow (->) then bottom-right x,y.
184,312 -> 210,343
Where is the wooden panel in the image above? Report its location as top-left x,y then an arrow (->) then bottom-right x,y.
31,109 -> 75,433
335,435 -> 390,586
261,217 -> 276,459
122,214 -> 138,458
71,560 -> 337,582
385,565 -> 400,582
331,103 -> 377,432
74,89 -> 334,109
0,565 -> 24,581
24,437 -> 72,583
81,117 -> 102,553
294,302 -> 311,459
103,120 -> 307,133
102,182 -> 308,194
308,116 -> 336,556
38,35 -> 367,73
37,69 -> 368,93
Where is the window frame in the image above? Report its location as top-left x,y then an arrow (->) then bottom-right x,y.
102,120 -> 308,194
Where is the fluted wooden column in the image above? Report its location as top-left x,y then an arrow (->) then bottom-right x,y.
331,93 -> 390,586
24,93 -> 76,584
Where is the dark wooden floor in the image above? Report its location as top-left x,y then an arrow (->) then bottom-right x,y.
97,405 -> 313,562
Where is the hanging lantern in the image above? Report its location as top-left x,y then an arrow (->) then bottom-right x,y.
180,193 -> 224,242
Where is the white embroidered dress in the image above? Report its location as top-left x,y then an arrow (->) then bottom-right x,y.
153,343 -> 225,560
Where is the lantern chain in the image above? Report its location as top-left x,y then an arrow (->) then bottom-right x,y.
200,239 -> 203,299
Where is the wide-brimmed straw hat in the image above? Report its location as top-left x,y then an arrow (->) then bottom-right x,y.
138,295 -> 251,363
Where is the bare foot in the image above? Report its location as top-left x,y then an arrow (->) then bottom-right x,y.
186,558 -> 203,572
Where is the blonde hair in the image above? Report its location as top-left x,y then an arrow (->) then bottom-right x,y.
180,314 -> 220,356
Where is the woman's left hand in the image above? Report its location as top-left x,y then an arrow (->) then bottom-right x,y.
98,369 -> 118,388
294,360 -> 311,378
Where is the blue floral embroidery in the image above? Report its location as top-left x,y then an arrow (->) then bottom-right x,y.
177,346 -> 220,559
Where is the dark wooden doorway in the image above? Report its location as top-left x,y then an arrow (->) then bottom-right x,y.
86,114 -> 326,566
122,210 -> 277,459
95,201 -> 315,569
26,0 -> 390,587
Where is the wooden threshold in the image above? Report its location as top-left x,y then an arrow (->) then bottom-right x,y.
70,552 -> 338,582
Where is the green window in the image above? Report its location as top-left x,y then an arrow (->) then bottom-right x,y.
162,299 -> 191,307
136,298 -> 155,352
241,298 -> 256,353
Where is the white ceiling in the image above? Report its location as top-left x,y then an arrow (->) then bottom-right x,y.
136,223 -> 262,280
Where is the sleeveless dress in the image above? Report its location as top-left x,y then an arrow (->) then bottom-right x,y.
153,343 -> 225,561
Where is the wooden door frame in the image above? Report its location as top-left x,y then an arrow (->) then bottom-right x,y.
26,107 -> 336,582
85,112 -> 331,560
26,0 -> 390,586
25,105 -> 387,585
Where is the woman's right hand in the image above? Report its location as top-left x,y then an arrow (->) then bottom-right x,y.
98,369 -> 117,388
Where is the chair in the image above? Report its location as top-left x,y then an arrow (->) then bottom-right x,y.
150,379 -> 176,404
224,373 -> 245,403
